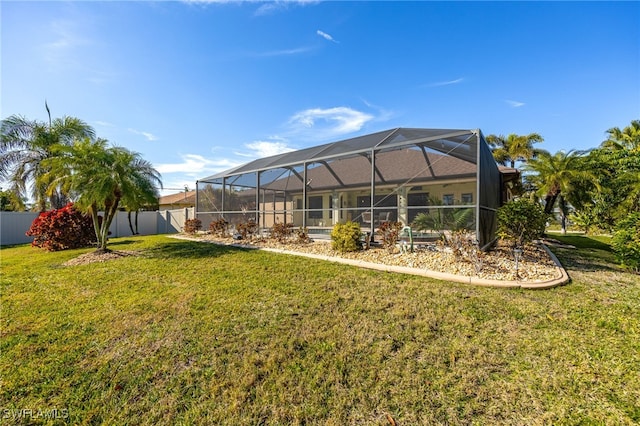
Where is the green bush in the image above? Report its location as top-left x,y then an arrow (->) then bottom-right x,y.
611,212 -> 640,273
331,221 -> 362,253
497,198 -> 547,247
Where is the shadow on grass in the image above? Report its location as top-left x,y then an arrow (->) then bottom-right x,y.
546,234 -> 622,273
106,239 -> 138,247
145,240 -> 249,259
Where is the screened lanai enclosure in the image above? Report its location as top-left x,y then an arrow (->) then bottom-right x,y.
196,128 -> 503,249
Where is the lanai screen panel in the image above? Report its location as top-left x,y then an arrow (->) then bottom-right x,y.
477,131 -> 501,248
196,128 -> 501,245
196,179 -> 225,229
259,166 -> 304,226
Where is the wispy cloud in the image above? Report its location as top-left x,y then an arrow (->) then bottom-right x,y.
254,0 -> 320,16
42,20 -> 92,70
236,137 -> 295,158
182,0 -> 319,15
94,120 -> 114,127
155,154 -> 240,175
361,98 -> 394,123
506,99 -> 525,108
128,128 -> 158,142
425,77 -> 464,87
254,46 -> 314,57
317,30 -> 339,43
287,106 -> 374,141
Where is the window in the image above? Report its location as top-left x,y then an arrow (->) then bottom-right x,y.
443,194 -> 454,206
408,192 -> 429,223
308,196 -> 323,219
461,193 -> 473,204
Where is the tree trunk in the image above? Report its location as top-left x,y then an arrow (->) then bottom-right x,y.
128,211 -> 135,235
544,194 -> 557,214
559,196 -> 568,234
98,198 -> 120,252
88,205 -> 101,247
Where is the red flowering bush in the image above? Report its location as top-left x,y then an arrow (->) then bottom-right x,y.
26,203 -> 96,251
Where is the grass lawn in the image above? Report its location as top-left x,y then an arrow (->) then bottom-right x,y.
1,234 -> 639,425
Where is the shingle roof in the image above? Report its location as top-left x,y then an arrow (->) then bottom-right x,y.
158,190 -> 197,205
199,128 -> 479,182
261,148 -> 476,192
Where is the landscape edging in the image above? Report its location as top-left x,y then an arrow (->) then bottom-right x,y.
171,235 -> 570,289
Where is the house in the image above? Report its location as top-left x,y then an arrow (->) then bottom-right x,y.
196,128 -> 510,249
158,190 -> 196,210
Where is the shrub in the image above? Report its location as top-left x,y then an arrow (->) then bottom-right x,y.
331,221 -> 362,253
377,221 -> 404,251
497,198 -> 547,247
611,212 -> 640,273
270,222 -> 294,242
236,219 -> 258,240
294,226 -> 311,244
209,218 -> 229,237
184,218 -> 202,234
26,203 -> 96,251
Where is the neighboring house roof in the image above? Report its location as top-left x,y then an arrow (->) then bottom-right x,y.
158,190 -> 196,207
498,166 -> 521,183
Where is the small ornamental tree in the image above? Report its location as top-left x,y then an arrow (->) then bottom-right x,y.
331,221 -> 362,253
26,203 -> 96,251
497,198 -> 548,247
611,212 -> 640,273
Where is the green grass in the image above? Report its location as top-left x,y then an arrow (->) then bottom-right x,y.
1,234 -> 639,425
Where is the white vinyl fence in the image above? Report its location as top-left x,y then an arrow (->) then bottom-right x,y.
0,208 -> 194,246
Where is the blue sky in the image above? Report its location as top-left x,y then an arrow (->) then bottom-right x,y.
2,1 -> 639,195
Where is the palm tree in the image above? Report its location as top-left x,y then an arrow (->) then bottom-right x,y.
0,107 -> 95,211
42,138 -> 162,252
602,120 -> 640,152
486,133 -> 544,168
524,150 -> 597,234
599,120 -> 640,215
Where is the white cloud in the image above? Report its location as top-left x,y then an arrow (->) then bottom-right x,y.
360,98 -> 394,123
287,107 -> 374,140
506,99 -> 526,108
317,30 -> 338,43
155,154 -> 240,175
128,128 -> 158,142
237,138 -> 295,158
94,120 -> 114,127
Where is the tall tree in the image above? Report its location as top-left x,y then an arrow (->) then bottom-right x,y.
486,133 -> 544,168
524,150 -> 598,234
42,138 -> 162,252
599,120 -> 640,217
0,106 -> 95,211
602,119 -> 640,152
